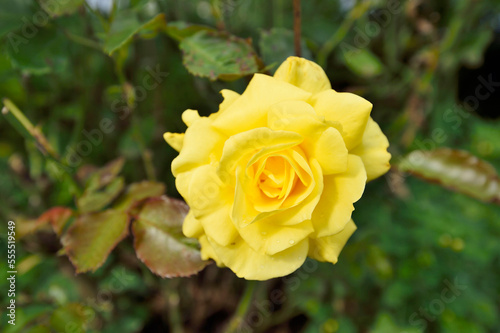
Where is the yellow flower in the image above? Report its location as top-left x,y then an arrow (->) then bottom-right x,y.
164,57 -> 390,280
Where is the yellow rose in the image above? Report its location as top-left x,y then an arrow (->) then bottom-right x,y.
164,57 -> 390,280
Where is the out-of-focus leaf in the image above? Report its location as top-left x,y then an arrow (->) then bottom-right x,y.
6,27 -> 70,75
3,305 -> 53,333
77,177 -> 125,213
61,210 -> 129,273
165,21 -> 215,42
49,303 -> 94,333
24,326 -> 51,333
180,30 -> 259,81
398,148 -> 500,204
84,157 -> 125,191
370,312 -> 421,333
339,44 -> 383,78
37,207 -> 73,235
113,181 -> 165,211
104,13 -> 167,55
455,30 -> 493,66
0,1 -> 31,38
259,28 -> 312,69
39,0 -> 84,18
132,196 -> 209,277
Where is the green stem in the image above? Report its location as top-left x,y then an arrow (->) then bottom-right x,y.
142,149 -> 157,182
316,1 -> 371,67
64,30 -> 102,50
2,98 -> 59,159
164,281 -> 183,333
224,281 -> 257,333
2,98 -> 81,193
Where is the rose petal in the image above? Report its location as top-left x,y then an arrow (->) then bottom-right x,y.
310,90 -> 372,150
163,132 -> 184,152
274,56 -> 332,94
308,219 -> 357,263
212,74 -> 311,136
311,155 -> 366,238
351,117 -> 391,181
206,235 -> 309,280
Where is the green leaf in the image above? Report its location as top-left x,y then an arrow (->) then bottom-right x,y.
180,30 -> 260,81
398,148 -> 500,204
5,27 -> 70,75
104,13 -> 167,55
370,312 -> 421,333
0,1 -> 31,38
165,21 -> 215,42
339,43 -> 383,78
61,209 -> 130,273
259,28 -> 312,70
50,303 -> 94,333
132,196 -> 209,277
24,326 -> 51,333
84,157 -> 125,191
39,0 -> 84,18
77,177 -> 125,213
113,181 -> 166,212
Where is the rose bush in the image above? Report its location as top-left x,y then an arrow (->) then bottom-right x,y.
164,57 -> 391,280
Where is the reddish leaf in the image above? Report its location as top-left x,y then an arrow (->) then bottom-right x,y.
132,196 -> 209,278
37,207 -> 73,235
61,210 -> 129,273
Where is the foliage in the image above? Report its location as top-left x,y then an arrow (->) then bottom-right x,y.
1,0 -> 500,332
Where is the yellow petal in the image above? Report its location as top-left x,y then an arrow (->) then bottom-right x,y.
351,118 -> 391,181
207,235 -> 309,280
199,235 -> 223,266
310,90 -> 372,150
312,155 -> 366,238
163,132 -> 184,152
182,109 -> 201,127
182,165 -> 238,246
237,219 -> 314,255
232,147 -> 317,228
218,89 -> 240,113
257,158 -> 323,226
182,210 -> 203,238
314,127 -> 348,175
217,127 -> 303,185
274,56 -> 332,94
309,219 -> 357,263
199,205 -> 238,246
212,74 -> 311,136
267,100 -> 348,175
171,117 -> 226,177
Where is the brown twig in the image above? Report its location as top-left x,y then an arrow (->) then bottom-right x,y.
293,0 -> 301,57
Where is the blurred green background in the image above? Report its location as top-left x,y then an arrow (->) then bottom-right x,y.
1,0 -> 500,332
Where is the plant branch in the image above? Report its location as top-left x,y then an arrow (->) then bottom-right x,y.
293,0 -> 302,57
